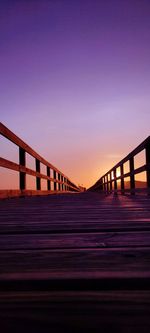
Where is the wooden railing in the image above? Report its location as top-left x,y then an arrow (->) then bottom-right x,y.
0,122 -> 80,198
89,136 -> 150,194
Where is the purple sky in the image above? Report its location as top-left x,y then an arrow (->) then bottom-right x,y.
1,0 -> 150,188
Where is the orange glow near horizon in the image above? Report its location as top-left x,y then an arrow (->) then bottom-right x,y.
0,155 -> 147,190
116,169 -> 121,178
1,1 -> 150,191
0,133 -> 148,190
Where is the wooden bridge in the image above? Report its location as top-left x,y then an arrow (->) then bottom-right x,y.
0,122 -> 150,332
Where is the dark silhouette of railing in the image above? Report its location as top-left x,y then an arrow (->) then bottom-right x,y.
89,136 -> 150,194
0,122 -> 80,197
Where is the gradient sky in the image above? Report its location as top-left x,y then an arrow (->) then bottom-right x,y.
1,0 -> 150,189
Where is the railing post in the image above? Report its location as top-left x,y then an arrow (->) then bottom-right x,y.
129,157 -> 135,194
120,164 -> 124,194
63,178 -> 65,191
61,175 -> 64,191
69,181 -> 72,192
110,173 -> 112,193
106,174 -> 109,193
146,141 -> 150,192
66,179 -> 68,191
103,177 -> 106,192
114,169 -> 117,194
47,166 -> 51,191
53,170 -> 57,191
19,147 -> 26,190
65,178 -> 67,191
36,159 -> 41,190
58,174 -> 61,191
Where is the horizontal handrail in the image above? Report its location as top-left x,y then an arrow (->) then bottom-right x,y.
0,122 -> 80,196
89,136 -> 150,194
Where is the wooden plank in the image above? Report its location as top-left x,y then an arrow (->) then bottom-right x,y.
0,191 -> 150,332
1,223 -> 150,235
0,247 -> 150,280
0,231 -> 150,250
1,290 -> 150,303
0,193 -> 150,233
0,189 -> 78,199
0,291 -> 150,332
0,193 -> 150,272
0,157 -> 51,180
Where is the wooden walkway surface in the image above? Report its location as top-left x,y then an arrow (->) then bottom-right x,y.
0,192 -> 150,332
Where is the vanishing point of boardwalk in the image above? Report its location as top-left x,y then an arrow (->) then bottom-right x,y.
0,123 -> 150,332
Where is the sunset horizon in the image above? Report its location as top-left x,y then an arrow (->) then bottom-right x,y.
0,121 -> 149,190
1,2 -> 150,331
1,0 -> 150,189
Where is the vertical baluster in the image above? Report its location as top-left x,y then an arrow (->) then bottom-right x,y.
61,175 -> 64,191
47,166 -> 51,191
58,173 -> 61,191
110,173 -> 112,192
106,174 -> 109,193
65,178 -> 67,191
19,147 -> 26,190
146,141 -> 150,193
53,170 -> 57,191
114,169 -> 117,194
129,157 -> 135,194
120,164 -> 124,194
103,177 -> 106,192
36,159 -> 41,190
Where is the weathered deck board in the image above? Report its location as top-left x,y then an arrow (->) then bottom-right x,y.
0,247 -> 150,284
0,192 -> 150,332
1,231 -> 150,249
0,193 -> 150,235
1,291 -> 150,333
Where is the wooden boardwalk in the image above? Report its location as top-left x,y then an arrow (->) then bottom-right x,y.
0,192 -> 150,332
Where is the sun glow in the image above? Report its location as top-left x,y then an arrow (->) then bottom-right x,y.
116,169 -> 121,178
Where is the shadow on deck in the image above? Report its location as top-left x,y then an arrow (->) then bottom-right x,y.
0,192 -> 150,332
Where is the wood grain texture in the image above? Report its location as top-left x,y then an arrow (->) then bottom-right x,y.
0,192 -> 150,332
1,291 -> 150,332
